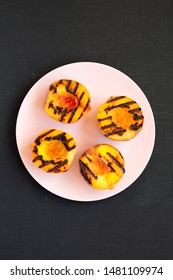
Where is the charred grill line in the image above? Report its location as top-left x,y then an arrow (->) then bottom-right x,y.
107,152 -> 125,173
107,96 -> 126,103
128,108 -> 141,113
39,160 -> 54,168
130,123 -> 142,131
83,98 -> 90,112
47,159 -> 68,173
33,155 -> 43,163
133,114 -> 144,121
64,144 -> 76,151
72,82 -> 79,95
35,129 -> 55,145
98,116 -> 112,122
65,138 -> 74,144
45,133 -> 76,151
85,155 -> 92,162
79,91 -> 85,101
66,80 -> 71,92
56,106 -> 63,114
68,91 -> 85,123
104,101 -> 136,112
100,122 -> 117,130
105,128 -> 126,137
60,108 -> 68,121
48,100 -> 53,109
33,146 -> 38,154
68,109 -> 77,123
48,101 -> 63,115
79,164 -> 92,185
79,160 -> 98,180
49,85 -> 56,92
107,163 -> 116,172
45,132 -> 66,142
66,80 -> 79,95
77,97 -> 90,121
33,156 -> 53,168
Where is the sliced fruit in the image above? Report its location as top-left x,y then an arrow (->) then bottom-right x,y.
79,144 -> 125,190
97,96 -> 144,141
31,129 -> 76,173
44,79 -> 91,123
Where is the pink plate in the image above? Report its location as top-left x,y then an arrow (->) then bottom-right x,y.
16,62 -> 155,201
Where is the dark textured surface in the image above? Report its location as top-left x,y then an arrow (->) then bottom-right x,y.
0,0 -> 173,260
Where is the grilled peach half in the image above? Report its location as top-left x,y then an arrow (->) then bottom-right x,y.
97,96 -> 144,141
79,144 -> 125,190
31,129 -> 76,173
45,79 -> 91,123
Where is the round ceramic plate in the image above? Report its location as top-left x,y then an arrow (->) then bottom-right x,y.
16,62 -> 155,202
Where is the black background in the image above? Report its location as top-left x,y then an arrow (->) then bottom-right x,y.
0,0 -> 173,260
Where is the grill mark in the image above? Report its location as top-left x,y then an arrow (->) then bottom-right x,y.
45,133 -> 76,151
105,128 -> 126,137
60,108 -> 68,121
33,146 -> 38,154
65,138 -> 74,144
83,98 -> 90,112
107,163 -> 116,172
133,114 -> 144,121
104,101 -> 136,112
33,155 -> 43,163
45,132 -> 66,142
107,96 -> 126,103
66,80 -> 79,95
85,155 -> 92,162
68,91 -> 85,123
35,129 -> 55,145
56,106 -> 63,114
32,155 -> 63,170
49,102 -> 63,115
66,80 -> 71,92
39,160 -> 53,168
33,157 -> 54,169
107,152 -> 125,173
72,82 -> 79,95
68,109 -> 77,123
49,85 -> 56,92
77,97 -> 90,121
98,116 -> 112,122
48,100 -> 53,109
79,160 -> 97,180
64,144 -> 76,151
130,123 -> 142,131
47,159 -> 68,173
100,122 -> 117,130
128,108 -> 141,113
79,165 -> 92,185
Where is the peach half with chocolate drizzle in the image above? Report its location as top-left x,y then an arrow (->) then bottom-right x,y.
97,96 -> 144,141
79,144 -> 125,190
44,79 -> 91,123
31,129 -> 76,173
